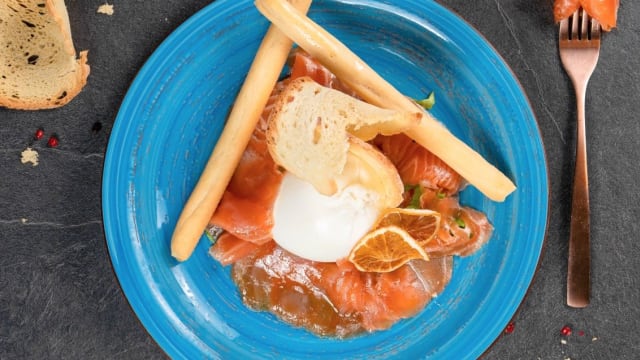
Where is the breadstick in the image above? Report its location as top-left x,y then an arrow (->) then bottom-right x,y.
254,0 -> 516,201
170,0 -> 313,262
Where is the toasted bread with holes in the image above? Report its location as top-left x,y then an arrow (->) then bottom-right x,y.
0,0 -> 89,109
266,76 -> 419,200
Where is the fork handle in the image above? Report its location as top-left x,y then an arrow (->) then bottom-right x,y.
567,80 -> 591,308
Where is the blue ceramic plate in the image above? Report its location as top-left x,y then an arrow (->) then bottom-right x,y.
103,0 -> 548,358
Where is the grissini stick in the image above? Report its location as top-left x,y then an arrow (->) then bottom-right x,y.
254,0 -> 516,201
171,0 -> 313,262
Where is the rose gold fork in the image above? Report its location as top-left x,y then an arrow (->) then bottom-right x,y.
559,9 -> 601,308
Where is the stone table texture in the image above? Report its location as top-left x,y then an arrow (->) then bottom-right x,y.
1,1 -> 638,359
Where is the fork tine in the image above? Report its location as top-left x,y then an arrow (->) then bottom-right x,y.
570,10 -> 579,40
591,17 -> 601,41
559,17 -> 569,41
580,9 -> 589,40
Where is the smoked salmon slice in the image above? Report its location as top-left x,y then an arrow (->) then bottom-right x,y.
232,242 -> 363,337
209,233 -> 267,266
232,242 -> 453,337
419,188 -> 493,257
318,257 -> 453,332
289,49 -> 356,95
553,0 -> 619,31
376,134 -> 464,195
208,84 -> 286,244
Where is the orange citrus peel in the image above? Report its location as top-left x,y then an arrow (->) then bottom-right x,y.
348,208 -> 441,272
348,225 -> 429,273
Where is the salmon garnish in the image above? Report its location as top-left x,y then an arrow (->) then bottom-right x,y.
208,84 -> 286,244
419,188 -> 493,257
289,49 -> 356,95
232,243 -> 363,337
553,0 -> 619,31
233,243 -> 453,337
209,233 -> 267,266
376,134 -> 464,195
318,257 -> 453,332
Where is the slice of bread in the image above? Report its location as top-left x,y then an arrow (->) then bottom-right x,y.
266,76 -> 417,199
0,0 -> 89,109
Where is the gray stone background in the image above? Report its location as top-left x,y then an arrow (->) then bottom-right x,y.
1,0 -> 638,359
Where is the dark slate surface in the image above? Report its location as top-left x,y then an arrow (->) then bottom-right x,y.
1,1 -> 638,359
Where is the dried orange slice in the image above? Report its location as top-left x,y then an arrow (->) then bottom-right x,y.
348,225 -> 429,273
374,208 -> 441,248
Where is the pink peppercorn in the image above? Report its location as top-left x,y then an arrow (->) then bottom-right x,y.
47,135 -> 59,148
34,128 -> 44,140
504,322 -> 515,334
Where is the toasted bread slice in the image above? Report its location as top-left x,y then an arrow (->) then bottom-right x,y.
266,76 -> 416,198
0,0 -> 89,109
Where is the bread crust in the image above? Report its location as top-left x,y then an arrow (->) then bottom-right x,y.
0,0 -> 90,110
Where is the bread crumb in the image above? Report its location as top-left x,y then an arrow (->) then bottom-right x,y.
21,147 -> 39,166
560,339 -> 567,345
97,3 -> 114,15
592,336 -> 598,342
